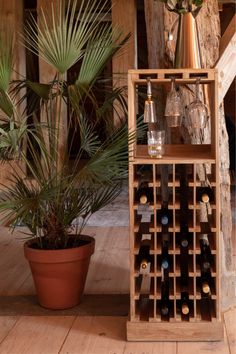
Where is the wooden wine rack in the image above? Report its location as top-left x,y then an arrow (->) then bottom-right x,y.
127,69 -> 223,341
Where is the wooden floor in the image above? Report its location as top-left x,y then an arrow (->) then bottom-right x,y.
0,310 -> 235,354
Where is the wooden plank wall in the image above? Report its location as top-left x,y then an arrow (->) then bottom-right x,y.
111,0 -> 137,125
0,0 -> 26,186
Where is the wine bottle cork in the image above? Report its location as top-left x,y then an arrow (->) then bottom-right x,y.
201,193 -> 210,203
182,303 -> 190,315
202,281 -> 211,294
140,194 -> 148,204
141,259 -> 148,269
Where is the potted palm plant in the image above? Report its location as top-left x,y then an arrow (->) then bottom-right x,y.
0,0 -> 140,309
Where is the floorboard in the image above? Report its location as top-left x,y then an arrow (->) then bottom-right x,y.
60,316 -> 126,354
123,340 -> 177,354
224,307 -> 236,353
0,316 -> 75,354
176,325 -> 230,354
0,317 -> 18,343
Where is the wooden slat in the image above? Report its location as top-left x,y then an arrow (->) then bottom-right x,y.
128,68 -> 216,81
0,316 -> 75,354
224,307 -> 236,353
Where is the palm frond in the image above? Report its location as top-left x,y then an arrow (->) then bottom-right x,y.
76,113 -> 101,157
0,90 -> 13,117
0,119 -> 27,160
77,116 -> 146,186
23,0 -> 111,74
77,24 -> 129,88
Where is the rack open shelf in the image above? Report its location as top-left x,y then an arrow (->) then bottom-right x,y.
127,69 -> 223,341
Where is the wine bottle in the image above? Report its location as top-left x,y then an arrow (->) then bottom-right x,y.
200,241 -> 213,296
138,222 -> 150,236
157,202 -> 172,232
200,261 -> 212,295
137,240 -> 152,271
162,232 -> 169,255
139,294 -> 150,321
197,186 -> 214,204
179,231 -> 190,288
199,234 -> 212,258
200,234 -> 213,272
160,278 -> 170,317
179,164 -> 189,211
161,232 -> 170,273
200,234 -> 212,321
160,260 -> 170,318
136,181 -> 153,205
181,291 -> 190,316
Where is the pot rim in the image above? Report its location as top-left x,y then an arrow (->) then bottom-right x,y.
24,234 -> 95,263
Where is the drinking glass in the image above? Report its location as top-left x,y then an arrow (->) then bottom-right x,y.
186,79 -> 209,129
164,78 -> 182,127
147,130 -> 165,158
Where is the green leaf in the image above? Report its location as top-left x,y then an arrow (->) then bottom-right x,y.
23,0 -> 112,74
0,90 -> 13,117
77,24 -> 129,88
26,81 -> 51,100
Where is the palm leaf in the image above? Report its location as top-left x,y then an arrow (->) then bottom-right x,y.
77,117 -> 146,186
0,119 -> 28,160
77,24 -> 129,88
23,0 -> 111,74
0,90 -> 13,117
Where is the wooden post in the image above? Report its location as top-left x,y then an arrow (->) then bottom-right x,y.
112,0 -> 137,125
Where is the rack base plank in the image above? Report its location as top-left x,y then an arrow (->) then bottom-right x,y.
127,320 -> 224,342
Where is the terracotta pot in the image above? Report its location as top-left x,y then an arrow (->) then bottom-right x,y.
24,235 -> 95,310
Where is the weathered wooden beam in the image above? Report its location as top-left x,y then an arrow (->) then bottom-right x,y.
216,15 -> 236,103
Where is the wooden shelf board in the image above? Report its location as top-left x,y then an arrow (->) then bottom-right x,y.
133,145 -> 216,163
